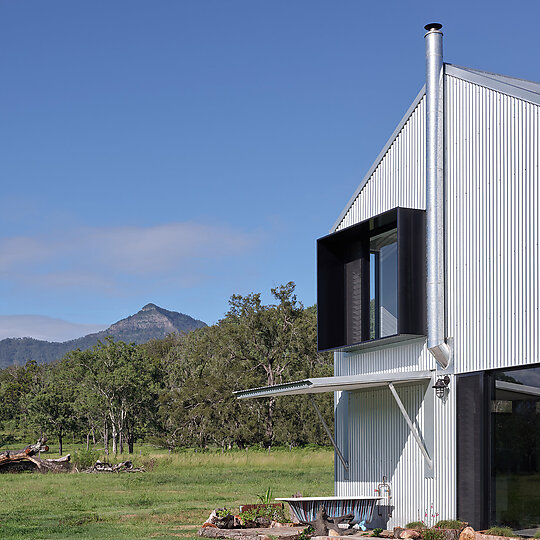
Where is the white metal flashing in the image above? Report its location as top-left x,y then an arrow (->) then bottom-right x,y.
234,370 -> 432,399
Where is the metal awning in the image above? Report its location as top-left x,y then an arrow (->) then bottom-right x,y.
495,380 -> 540,400
233,370 -> 433,399
234,370 -> 435,473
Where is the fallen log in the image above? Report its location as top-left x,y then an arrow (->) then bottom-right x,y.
0,437 -> 72,473
83,460 -> 145,473
302,505 -> 357,536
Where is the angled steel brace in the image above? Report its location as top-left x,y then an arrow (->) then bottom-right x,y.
308,395 -> 349,473
388,383 -> 433,470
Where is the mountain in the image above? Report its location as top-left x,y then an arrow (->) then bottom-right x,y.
0,304 -> 206,369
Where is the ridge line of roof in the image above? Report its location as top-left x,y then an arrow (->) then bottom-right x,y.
330,85 -> 426,233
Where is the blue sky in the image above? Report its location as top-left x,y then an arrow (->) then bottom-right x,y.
1,0 -> 539,335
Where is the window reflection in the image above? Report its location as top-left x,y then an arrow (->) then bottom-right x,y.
492,366 -> 540,531
369,228 -> 398,339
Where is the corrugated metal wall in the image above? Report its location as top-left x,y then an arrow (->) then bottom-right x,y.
334,380 -> 456,528
336,96 -> 426,231
335,338 -> 435,377
330,70 -> 539,527
446,75 -> 540,373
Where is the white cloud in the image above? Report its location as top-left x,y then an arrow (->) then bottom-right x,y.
0,221 -> 261,294
0,315 -> 107,342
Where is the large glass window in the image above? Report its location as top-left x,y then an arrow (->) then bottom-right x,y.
369,228 -> 398,339
491,366 -> 540,531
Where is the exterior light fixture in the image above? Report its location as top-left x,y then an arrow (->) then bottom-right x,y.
433,375 -> 450,398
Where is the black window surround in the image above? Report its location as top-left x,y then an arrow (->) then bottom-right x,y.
317,207 -> 426,352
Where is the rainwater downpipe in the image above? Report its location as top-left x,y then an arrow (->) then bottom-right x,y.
425,23 -> 451,369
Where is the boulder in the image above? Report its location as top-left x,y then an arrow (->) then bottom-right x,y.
459,527 -> 476,540
394,529 -> 421,539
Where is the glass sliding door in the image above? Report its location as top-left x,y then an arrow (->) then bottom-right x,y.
491,366 -> 540,531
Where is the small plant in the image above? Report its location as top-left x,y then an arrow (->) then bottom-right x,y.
239,504 -> 287,525
257,487 -> 273,504
435,520 -> 466,529
72,448 -> 101,469
298,525 -> 315,540
216,508 -> 234,518
485,527 -> 515,537
372,528 -> 384,537
533,530 -> 540,539
423,529 -> 446,540
406,522 -> 427,529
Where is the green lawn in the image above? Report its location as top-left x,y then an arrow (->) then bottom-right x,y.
0,446 -> 333,540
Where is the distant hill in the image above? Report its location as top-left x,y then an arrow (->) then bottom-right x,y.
0,304 -> 206,369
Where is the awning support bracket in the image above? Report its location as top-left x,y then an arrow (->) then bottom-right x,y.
388,382 -> 433,470
308,395 -> 349,473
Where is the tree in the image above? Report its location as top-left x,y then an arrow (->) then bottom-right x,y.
67,338 -> 160,454
27,370 -> 76,455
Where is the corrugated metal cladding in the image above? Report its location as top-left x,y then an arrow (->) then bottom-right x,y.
446,75 -> 540,374
334,338 -> 435,378
335,380 -> 456,528
336,96 -> 426,231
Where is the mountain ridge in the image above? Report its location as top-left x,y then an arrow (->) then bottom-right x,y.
0,304 -> 206,369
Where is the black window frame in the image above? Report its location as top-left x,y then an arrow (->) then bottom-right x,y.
317,207 -> 426,352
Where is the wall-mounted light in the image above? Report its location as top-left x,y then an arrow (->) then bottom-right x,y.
433,375 -> 450,398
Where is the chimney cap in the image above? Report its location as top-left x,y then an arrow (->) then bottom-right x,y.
424,22 -> 443,31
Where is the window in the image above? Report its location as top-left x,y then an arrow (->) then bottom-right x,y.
317,207 -> 426,351
491,367 -> 540,530
370,227 -> 398,339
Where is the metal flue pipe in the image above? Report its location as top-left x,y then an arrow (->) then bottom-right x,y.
425,23 -> 450,369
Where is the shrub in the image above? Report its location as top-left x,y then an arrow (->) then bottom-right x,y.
435,520 -> 466,529
298,526 -> 315,540
423,529 -> 447,540
406,522 -> 427,529
239,504 -> 287,525
372,528 -> 384,537
72,448 -> 101,469
485,527 -> 515,538
533,531 -> 540,539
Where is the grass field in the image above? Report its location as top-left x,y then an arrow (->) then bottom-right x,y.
0,445 -> 334,540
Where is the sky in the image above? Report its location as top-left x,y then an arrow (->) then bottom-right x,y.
1,0 -> 539,339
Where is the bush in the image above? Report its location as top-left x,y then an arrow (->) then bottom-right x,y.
533,531 -> 540,539
298,526 -> 314,540
435,520 -> 466,530
72,448 -> 101,469
406,522 -> 427,529
372,528 -> 384,537
239,504 -> 287,525
485,527 -> 515,538
423,529 -> 447,540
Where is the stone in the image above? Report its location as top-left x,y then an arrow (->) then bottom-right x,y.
398,530 -> 421,539
459,527 -> 476,540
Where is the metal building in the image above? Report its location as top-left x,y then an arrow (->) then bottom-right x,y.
237,25 -> 540,532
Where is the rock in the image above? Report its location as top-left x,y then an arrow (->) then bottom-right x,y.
459,527 -> 476,540
395,529 -> 420,539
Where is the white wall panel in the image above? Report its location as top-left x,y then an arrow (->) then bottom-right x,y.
446,75 -> 540,374
336,96 -> 426,231
334,380 -> 456,528
334,339 -> 434,378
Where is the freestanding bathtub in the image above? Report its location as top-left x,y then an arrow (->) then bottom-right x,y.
275,496 -> 381,526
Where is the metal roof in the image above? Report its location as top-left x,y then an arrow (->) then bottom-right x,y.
332,63 -> 540,233
234,370 -> 432,399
